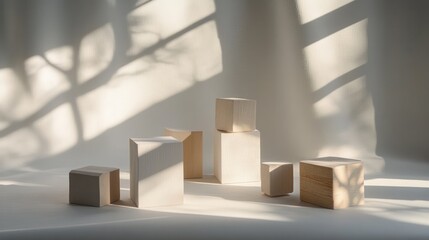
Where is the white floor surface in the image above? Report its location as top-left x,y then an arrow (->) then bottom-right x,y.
1,158 -> 429,239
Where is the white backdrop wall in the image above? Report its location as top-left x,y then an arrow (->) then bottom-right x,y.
1,0 -> 429,176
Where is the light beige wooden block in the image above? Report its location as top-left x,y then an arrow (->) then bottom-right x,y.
69,166 -> 120,207
300,157 -> 364,209
164,128 -> 203,179
214,129 -> 260,184
130,136 -> 183,208
215,98 -> 256,132
261,162 -> 293,197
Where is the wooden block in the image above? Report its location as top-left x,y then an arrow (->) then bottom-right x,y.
214,129 -> 260,184
215,98 -> 256,132
164,128 -> 203,179
129,136 -> 183,208
69,166 -> 120,207
300,157 -> 364,209
261,162 -> 293,197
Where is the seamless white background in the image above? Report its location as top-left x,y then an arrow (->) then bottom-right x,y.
1,0 -> 429,239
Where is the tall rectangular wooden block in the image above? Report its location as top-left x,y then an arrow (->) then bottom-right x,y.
164,128 -> 203,179
216,98 -> 256,132
261,162 -> 293,197
69,166 -> 120,207
129,137 -> 183,208
300,157 -> 364,209
214,129 -> 260,184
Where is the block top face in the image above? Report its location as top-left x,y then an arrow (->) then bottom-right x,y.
164,128 -> 202,133
216,98 -> 256,106
164,128 -> 202,141
262,162 -> 292,166
70,166 -> 119,176
218,97 -> 254,102
130,136 -> 180,144
217,129 -> 260,136
301,157 -> 362,168
262,162 -> 292,171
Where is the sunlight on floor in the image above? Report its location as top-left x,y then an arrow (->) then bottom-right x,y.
365,199 -> 429,227
154,193 -> 292,222
366,178 -> 429,188
0,180 -> 47,187
118,174 -> 291,221
365,178 -> 429,227
1,168 -> 429,236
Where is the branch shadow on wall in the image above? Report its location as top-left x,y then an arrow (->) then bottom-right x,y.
0,0 -> 220,175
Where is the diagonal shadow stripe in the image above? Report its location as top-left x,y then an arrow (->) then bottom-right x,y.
313,64 -> 366,103
301,0 -> 368,47
0,13 -> 215,138
71,13 -> 215,102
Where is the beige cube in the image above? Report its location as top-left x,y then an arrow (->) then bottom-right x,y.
69,166 -> 120,207
130,137 -> 183,208
216,98 -> 256,132
164,128 -> 203,179
300,157 -> 364,209
261,162 -> 293,197
214,129 -> 260,184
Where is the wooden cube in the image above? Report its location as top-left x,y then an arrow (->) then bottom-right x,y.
164,128 -> 203,179
69,166 -> 120,207
261,162 -> 293,197
215,98 -> 256,132
129,136 -> 183,208
214,129 -> 260,184
300,157 -> 364,209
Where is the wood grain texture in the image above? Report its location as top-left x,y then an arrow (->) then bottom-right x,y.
300,157 -> 364,209
214,129 -> 260,184
69,166 -> 120,207
215,98 -> 256,132
164,128 -> 203,179
261,162 -> 293,197
129,137 -> 183,208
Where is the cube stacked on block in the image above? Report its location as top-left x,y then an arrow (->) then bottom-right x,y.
69,166 -> 120,207
164,128 -> 203,179
214,98 -> 260,184
216,98 -> 256,132
300,157 -> 364,209
261,162 -> 293,197
129,137 -> 183,208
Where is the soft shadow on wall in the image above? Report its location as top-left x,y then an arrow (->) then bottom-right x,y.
0,0 -> 226,174
214,0 -> 321,164
296,0 -> 384,173
2,0 -> 427,178
226,0 -> 384,173
366,0 -> 429,166
296,0 -> 429,174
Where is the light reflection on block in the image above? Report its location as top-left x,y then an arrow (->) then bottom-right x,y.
300,157 -> 364,209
